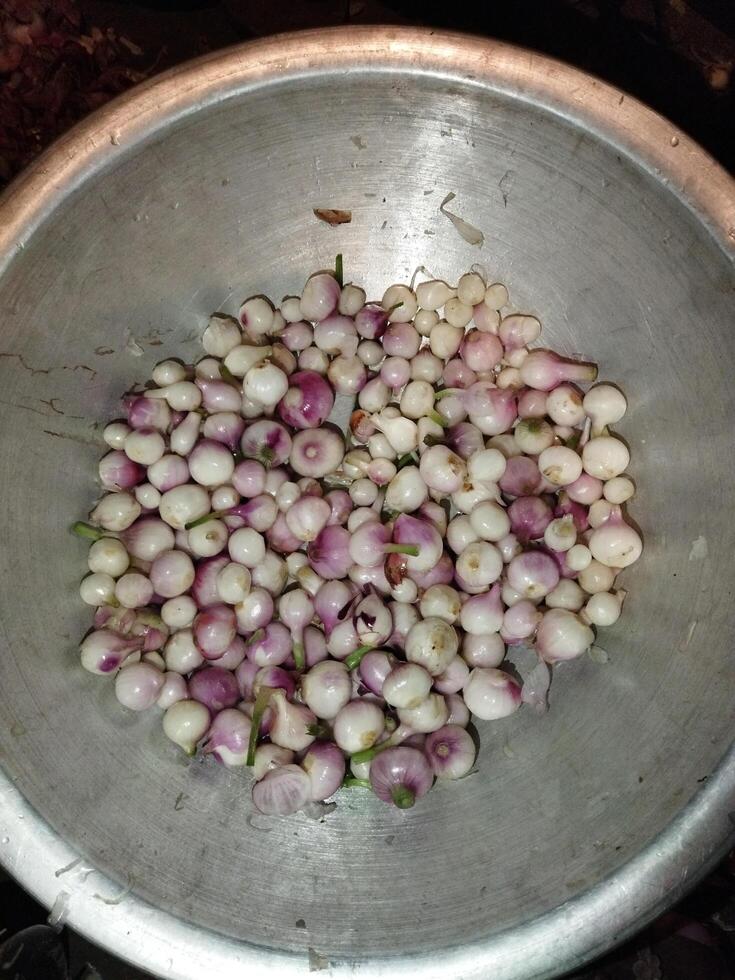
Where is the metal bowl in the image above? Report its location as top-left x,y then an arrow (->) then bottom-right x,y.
0,27 -> 733,980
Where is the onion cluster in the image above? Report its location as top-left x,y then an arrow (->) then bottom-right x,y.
74,259 -> 641,815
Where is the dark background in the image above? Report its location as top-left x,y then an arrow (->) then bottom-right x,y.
1,1 -> 734,978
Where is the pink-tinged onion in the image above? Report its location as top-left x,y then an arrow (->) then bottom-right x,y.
202,708 -> 251,766
192,555 -> 229,608
203,411 -> 245,451
246,621 -> 292,667
507,496 -> 552,543
126,395 -> 171,432
459,584 -> 504,635
99,451 -> 145,491
114,662 -> 163,709
506,550 -> 560,600
269,689 -> 316,751
189,666 -> 240,711
240,420 -> 292,468
120,517 -> 175,561
536,608 -> 594,663
290,428 -> 345,478
460,329 -> 502,373
232,459 -> 267,498
499,457 -> 543,498
465,387 -> 517,436
300,273 -> 341,322
517,388 -> 548,419
252,764 -> 311,816
463,668 -> 521,720
424,724 -> 476,779
254,665 -> 296,700
358,650 -> 397,696
355,303 -> 389,340
519,349 -> 597,391
302,742 -> 346,801
369,746 -> 433,809
277,370 -> 334,429
308,525 -> 352,579
193,605 -> 237,659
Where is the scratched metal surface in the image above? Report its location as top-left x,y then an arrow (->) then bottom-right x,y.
0,28 -> 733,980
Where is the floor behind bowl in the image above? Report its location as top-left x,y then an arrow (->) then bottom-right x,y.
0,1 -> 733,979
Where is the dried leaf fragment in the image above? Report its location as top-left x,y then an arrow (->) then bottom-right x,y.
313,208 -> 352,226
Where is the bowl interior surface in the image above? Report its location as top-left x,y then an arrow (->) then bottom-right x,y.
0,36 -> 734,967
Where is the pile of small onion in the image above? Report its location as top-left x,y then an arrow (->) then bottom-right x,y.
74,259 -> 641,815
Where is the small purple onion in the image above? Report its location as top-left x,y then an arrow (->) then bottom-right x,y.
369,746 -> 434,809
507,550 -> 560,599
224,494 -> 278,533
235,659 -> 259,700
209,635 -> 247,670
232,459 -> 267,498
432,657 -> 470,695
267,512 -> 302,554
460,329 -> 503,373
193,604 -> 237,659
196,378 -> 242,413
313,314 -> 358,357
304,625 -> 328,667
300,273 -> 341,322
517,388 -> 548,419
443,358 -> 477,389
240,420 -> 292,468
246,621 -> 292,667
325,489 -> 352,525
290,428 -> 345,479
191,555 -> 229,608
126,395 -> 171,432
202,708 -> 251,766
252,764 -> 311,815
253,665 -> 296,699
519,349 -> 597,392
147,454 -> 190,493
507,496 -> 553,543
98,451 -> 145,491
314,579 -> 355,634
380,356 -> 411,389
235,587 -> 274,633
189,666 -> 240,711
120,517 -> 175,561
277,370 -> 334,429
409,552 -> 455,589
424,724 -> 476,779
554,492 -> 590,533
302,742 -> 346,801
280,321 -> 313,352
501,600 -> 543,643
445,693 -> 470,727
382,323 -> 420,359
446,422 -> 485,460
203,412 -> 245,451
355,303 -> 389,340
114,661 -> 164,710
80,629 -> 141,675
459,584 -> 504,635
308,525 -> 352,579
358,650 -> 397,696
499,456 -> 544,498
463,667 -> 521,720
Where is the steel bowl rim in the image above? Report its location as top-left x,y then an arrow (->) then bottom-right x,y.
0,25 -> 733,980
